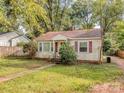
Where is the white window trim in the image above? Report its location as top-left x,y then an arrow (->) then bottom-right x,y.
43,42 -> 50,52
50,42 -> 52,52
39,42 -> 53,52
78,41 -> 88,53
52,40 -> 55,53
38,42 -> 43,52
50,42 -> 54,52
38,42 -> 40,52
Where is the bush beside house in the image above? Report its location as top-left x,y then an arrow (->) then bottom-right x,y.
59,42 -> 77,65
23,41 -> 37,59
103,31 -> 124,56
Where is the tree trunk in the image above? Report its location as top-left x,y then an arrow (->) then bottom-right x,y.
99,28 -> 104,64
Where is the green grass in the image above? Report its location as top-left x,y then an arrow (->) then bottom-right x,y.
0,62 -> 123,93
0,57 -> 50,77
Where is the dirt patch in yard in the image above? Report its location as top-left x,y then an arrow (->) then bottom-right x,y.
90,56 -> 124,93
90,82 -> 124,93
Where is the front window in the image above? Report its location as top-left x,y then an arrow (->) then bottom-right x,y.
39,42 -> 53,52
80,42 -> 87,52
43,42 -> 50,52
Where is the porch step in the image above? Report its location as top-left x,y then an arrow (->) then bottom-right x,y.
53,58 -> 61,64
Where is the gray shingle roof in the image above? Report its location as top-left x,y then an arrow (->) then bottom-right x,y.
0,32 -> 9,35
36,28 -> 102,41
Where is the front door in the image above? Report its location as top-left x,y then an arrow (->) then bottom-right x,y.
54,41 -> 65,58
55,42 -> 58,52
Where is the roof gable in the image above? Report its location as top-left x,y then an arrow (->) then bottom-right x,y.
52,34 -> 68,40
0,32 -> 9,35
0,32 -> 29,41
0,32 -> 18,40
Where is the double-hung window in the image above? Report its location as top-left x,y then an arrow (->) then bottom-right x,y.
39,42 -> 53,52
79,42 -> 87,52
43,42 -> 50,52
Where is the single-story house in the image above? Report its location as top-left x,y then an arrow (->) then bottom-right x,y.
0,32 -> 29,46
36,29 -> 102,62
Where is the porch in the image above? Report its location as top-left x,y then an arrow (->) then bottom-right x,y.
53,40 -> 66,58
37,39 -> 67,60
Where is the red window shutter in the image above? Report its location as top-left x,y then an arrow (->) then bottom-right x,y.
75,41 -> 78,52
89,41 -> 92,53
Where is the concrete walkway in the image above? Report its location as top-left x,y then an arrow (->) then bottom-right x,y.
0,64 -> 55,83
111,56 -> 124,70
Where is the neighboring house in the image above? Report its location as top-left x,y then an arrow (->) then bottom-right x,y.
36,29 -> 102,61
0,32 -> 29,46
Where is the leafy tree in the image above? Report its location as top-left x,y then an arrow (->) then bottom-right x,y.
118,30 -> 124,50
71,0 -> 95,29
113,21 -> 124,50
59,42 -> 77,65
44,0 -> 73,31
103,38 -> 111,54
0,0 -> 11,32
103,20 -> 124,55
17,42 -> 27,47
103,34 -> 119,55
93,0 -> 124,33
1,0 -> 48,38
23,41 -> 37,59
93,0 -> 124,62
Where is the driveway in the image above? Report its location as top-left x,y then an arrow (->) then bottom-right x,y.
111,56 -> 124,70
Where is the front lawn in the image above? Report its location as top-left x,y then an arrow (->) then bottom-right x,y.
0,63 -> 123,93
0,57 -> 50,77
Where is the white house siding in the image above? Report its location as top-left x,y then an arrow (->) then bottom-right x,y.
11,36 -> 29,46
0,32 -> 29,46
0,40 -> 10,46
69,39 -> 101,61
0,32 -> 18,46
36,52 -> 54,58
36,38 -> 101,61
0,32 -> 18,40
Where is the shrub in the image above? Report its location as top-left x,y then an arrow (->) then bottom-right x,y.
23,41 -> 37,59
103,39 -> 111,54
59,42 -> 77,65
119,40 -> 124,50
117,31 -> 124,50
103,34 -> 119,55
17,42 -> 27,47
106,48 -> 116,56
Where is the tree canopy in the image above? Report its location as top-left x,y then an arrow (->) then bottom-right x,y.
71,0 -> 95,29
0,0 -> 11,32
0,0 -> 124,38
93,0 -> 124,33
